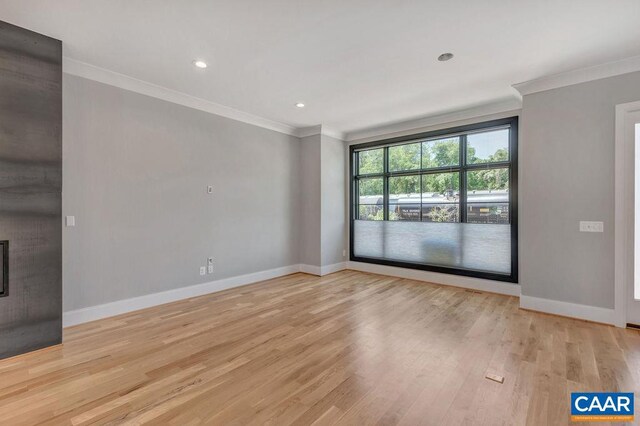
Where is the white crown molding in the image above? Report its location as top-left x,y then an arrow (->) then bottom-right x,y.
63,57 -> 299,137
63,58 -> 348,141
61,55 -> 640,142
296,125 -> 346,141
296,125 -> 323,138
320,126 -> 346,141
344,98 -> 522,143
513,55 -> 640,96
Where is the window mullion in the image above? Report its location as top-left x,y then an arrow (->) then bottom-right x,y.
354,151 -> 360,220
383,147 -> 389,221
460,135 -> 467,223
465,161 -> 511,171
420,141 -> 423,222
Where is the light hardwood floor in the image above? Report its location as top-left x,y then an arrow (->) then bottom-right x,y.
0,271 -> 639,425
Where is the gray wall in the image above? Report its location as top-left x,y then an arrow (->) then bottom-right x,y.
0,21 -> 62,359
299,134 -> 322,267
62,59 -> 640,315
320,134 -> 346,266
63,75 -> 301,311
298,132 -> 346,268
521,71 -> 640,308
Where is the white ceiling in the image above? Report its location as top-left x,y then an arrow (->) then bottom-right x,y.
1,0 -> 639,135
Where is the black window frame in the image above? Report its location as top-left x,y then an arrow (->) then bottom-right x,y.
0,240 -> 7,297
349,116 -> 518,283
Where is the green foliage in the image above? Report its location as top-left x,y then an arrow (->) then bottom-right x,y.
387,172 -> 461,196
467,148 -> 508,191
389,144 -> 420,171
422,172 -> 459,194
491,148 -> 508,162
374,209 -> 398,220
422,138 -> 459,168
358,149 -> 384,197
358,148 -> 383,174
389,175 -> 419,195
385,139 -> 461,195
358,205 -> 390,221
425,205 -> 459,222
358,177 -> 383,197
356,142 -> 509,222
467,168 -> 509,192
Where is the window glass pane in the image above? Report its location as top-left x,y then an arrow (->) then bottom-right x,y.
467,129 -> 509,164
389,175 -> 420,198
421,205 -> 460,223
467,168 -> 509,196
358,149 -> 383,175
358,177 -> 383,220
422,137 -> 459,169
422,172 -> 460,196
467,203 -> 509,224
358,205 -> 384,221
389,175 -> 420,221
389,143 -> 420,172
353,221 -> 511,274
467,168 -> 509,224
390,203 -> 421,221
422,172 -> 460,223
358,177 -> 383,202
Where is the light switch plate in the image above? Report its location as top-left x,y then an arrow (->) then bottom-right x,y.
65,216 -> 75,227
579,221 -> 604,233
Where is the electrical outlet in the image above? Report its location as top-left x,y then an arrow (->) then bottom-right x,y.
200,266 -> 206,275
579,221 -> 604,233
208,265 -> 214,274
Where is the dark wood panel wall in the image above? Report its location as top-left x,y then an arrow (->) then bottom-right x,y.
0,20 -> 62,359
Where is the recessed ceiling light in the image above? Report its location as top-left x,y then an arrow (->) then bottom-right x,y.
295,102 -> 305,108
192,60 -> 207,69
437,53 -> 454,62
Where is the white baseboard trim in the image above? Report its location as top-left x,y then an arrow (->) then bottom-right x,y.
65,263 -> 616,329
299,264 -> 322,276
321,262 -> 347,275
63,264 -> 300,327
346,261 -> 520,296
519,295 -> 618,326
299,262 -> 347,277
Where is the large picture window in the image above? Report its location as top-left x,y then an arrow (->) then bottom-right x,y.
350,117 -> 518,282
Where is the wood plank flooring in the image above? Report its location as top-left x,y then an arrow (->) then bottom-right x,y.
0,271 -> 639,425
